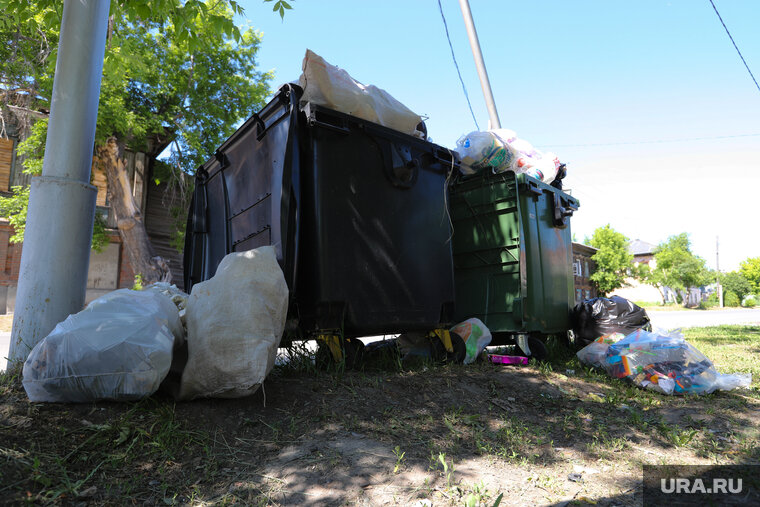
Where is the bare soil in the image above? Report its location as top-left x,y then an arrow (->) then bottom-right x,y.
1,345 -> 759,506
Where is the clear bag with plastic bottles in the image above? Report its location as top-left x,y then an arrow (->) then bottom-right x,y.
577,329 -> 752,395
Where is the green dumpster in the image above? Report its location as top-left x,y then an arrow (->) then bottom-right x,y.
450,170 -> 579,358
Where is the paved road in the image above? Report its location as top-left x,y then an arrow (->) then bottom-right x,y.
647,308 -> 760,331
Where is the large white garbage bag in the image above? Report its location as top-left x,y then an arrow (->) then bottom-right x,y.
22,287 -> 183,402
298,49 -> 423,136
178,246 -> 289,400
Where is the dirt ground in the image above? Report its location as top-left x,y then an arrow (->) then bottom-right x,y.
1,342 -> 759,506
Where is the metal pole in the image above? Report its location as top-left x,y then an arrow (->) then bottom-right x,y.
9,0 -> 111,366
458,0 -> 501,129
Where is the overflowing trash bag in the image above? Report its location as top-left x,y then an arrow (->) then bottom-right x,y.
22,287 -> 184,402
298,49 -> 423,136
571,296 -> 651,347
454,128 -> 562,184
577,329 -> 752,395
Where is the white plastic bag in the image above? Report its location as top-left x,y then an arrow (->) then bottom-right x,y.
454,129 -> 518,174
22,288 -> 183,403
178,246 -> 289,400
298,49 -> 423,136
451,318 -> 492,364
455,129 -> 560,183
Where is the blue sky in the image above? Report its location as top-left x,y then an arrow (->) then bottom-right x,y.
236,0 -> 759,272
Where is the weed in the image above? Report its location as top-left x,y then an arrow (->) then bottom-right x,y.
437,452 -> 455,489
659,424 -> 700,447
392,445 -> 405,474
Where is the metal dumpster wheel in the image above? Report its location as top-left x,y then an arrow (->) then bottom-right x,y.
428,329 -> 467,364
517,334 -> 549,362
449,331 -> 467,363
315,336 -> 365,370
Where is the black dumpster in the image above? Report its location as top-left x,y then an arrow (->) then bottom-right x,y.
184,84 -> 458,347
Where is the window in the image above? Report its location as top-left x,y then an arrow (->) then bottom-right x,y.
576,289 -> 582,302
573,259 -> 582,277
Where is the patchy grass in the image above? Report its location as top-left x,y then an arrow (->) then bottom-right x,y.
0,325 -> 758,505
682,325 -> 760,381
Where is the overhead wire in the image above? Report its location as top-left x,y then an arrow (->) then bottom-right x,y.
537,132 -> 760,148
437,0 -> 480,131
708,0 -> 760,93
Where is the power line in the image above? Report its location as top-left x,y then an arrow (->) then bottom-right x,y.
537,132 -> 760,148
437,0 -> 480,131
708,0 -> 760,93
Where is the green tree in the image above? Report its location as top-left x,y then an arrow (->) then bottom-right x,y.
720,271 -> 752,302
587,224 -> 633,295
739,257 -> 760,294
1,0 -> 272,282
648,233 -> 710,306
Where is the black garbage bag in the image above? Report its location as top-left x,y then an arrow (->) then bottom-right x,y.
571,296 -> 651,347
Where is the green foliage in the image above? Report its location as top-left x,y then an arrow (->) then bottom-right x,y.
0,185 -> 30,243
724,291 -> 740,307
740,257 -> 760,294
587,224 -> 632,295
648,233 -> 710,305
264,0 -> 293,20
744,295 -> 757,308
91,213 -> 109,253
15,120 -> 48,176
720,271 -> 752,302
132,273 -> 144,291
2,0 -> 272,246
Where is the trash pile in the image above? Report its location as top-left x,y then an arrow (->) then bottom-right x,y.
22,246 -> 288,403
577,329 -> 752,395
454,128 -> 566,185
571,296 -> 651,348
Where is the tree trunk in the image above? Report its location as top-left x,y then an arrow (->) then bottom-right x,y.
656,286 -> 667,305
96,137 -> 170,285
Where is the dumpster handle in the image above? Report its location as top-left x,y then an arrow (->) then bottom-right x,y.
552,193 -> 577,227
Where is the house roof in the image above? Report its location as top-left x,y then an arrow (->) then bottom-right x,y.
629,239 -> 657,256
572,242 -> 597,255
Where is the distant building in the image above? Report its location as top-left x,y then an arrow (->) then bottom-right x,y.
572,242 -> 597,303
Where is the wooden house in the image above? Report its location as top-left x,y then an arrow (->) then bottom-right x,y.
0,114 -> 185,314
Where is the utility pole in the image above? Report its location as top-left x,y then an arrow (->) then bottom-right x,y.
8,0 -> 111,366
717,236 -> 723,308
458,0 -> 501,129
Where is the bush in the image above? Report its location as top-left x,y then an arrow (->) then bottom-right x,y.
743,295 -> 757,308
724,291 -> 740,307
700,300 -> 719,309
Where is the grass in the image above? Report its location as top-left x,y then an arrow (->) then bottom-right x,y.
682,325 -> 760,382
